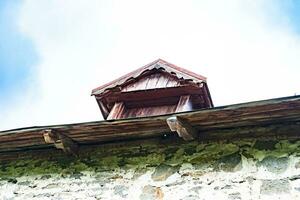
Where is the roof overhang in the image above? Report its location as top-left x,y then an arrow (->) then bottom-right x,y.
1,95 -> 300,159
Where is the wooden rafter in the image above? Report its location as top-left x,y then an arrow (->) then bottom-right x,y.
175,95 -> 192,112
42,129 -> 78,156
107,102 -> 125,120
166,116 -> 197,141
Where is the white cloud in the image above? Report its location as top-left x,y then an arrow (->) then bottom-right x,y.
1,0 -> 300,130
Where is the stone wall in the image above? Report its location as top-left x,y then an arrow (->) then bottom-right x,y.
1,138 -> 300,199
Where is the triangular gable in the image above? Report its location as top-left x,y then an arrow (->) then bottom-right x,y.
91,59 -> 207,96
121,70 -> 180,92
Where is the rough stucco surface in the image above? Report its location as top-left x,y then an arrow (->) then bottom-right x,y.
1,139 -> 300,200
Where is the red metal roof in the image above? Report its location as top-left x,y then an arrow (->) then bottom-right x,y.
91,59 -> 207,96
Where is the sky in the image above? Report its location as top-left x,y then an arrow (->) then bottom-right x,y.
0,0 -> 300,130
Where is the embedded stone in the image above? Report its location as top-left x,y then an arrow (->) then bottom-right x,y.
140,185 -> 164,200
70,172 -> 84,179
151,164 -> 178,181
43,183 -> 60,189
7,178 -> 17,184
17,181 -> 31,186
260,179 -> 290,194
40,174 -> 52,180
113,185 -> 128,198
189,186 -> 202,194
33,193 -> 53,198
295,187 -> 300,192
180,195 -> 199,200
165,180 -> 185,187
295,161 -> 300,169
228,192 -> 241,200
221,185 -> 233,190
1,139 -> 300,199
290,175 -> 300,181
257,156 -> 288,173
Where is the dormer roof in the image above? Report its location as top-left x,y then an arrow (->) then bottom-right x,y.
92,59 -> 213,120
91,59 -> 207,96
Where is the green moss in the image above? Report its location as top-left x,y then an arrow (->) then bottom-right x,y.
70,162 -> 89,172
125,153 -> 165,169
1,138 -> 300,178
98,156 -> 122,170
275,140 -> 300,154
243,140 -> 300,161
196,144 -> 207,152
165,148 -> 185,166
188,143 -> 239,164
0,159 -> 64,178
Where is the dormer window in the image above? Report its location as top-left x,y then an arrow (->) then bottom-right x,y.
91,59 -> 213,120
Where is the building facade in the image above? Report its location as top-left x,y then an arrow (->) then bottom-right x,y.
0,60 -> 300,200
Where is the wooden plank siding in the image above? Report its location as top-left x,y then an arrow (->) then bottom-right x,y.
122,105 -> 177,119
121,71 -> 180,92
1,95 -> 300,153
107,102 -> 125,120
175,95 -> 192,112
91,59 -> 207,96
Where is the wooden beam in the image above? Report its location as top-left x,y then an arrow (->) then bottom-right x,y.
166,116 -> 197,141
107,102 -> 125,120
175,95 -> 192,112
97,99 -> 110,119
42,129 -> 78,156
104,85 -> 203,103
0,95 -> 300,152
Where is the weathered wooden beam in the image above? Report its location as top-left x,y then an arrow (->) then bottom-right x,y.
107,102 -> 125,120
97,99 -> 110,119
0,95 -> 300,152
175,95 -> 192,112
42,129 -> 78,156
166,116 -> 197,141
105,86 -> 203,103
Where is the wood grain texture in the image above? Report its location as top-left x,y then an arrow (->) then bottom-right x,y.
175,95 -> 192,112
167,116 -> 197,141
122,72 -> 180,92
1,95 -> 300,153
104,86 -> 203,103
93,61 -> 213,120
122,105 -> 177,119
107,102 -> 125,120
91,59 -> 207,95
42,129 -> 78,155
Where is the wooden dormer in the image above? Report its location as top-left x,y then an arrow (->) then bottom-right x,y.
91,59 -> 213,120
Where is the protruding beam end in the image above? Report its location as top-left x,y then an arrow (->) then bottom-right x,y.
42,129 -> 78,156
166,116 -> 197,141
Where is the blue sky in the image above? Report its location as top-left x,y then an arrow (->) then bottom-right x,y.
285,0 -> 300,33
0,1 -> 38,105
0,0 -> 300,130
